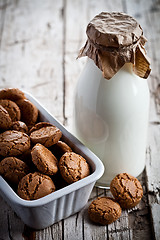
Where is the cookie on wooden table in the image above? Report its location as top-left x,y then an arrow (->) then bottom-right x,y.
88,197 -> 122,225
110,173 -> 143,209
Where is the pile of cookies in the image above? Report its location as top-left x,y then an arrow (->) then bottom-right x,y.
88,173 -> 143,225
0,88 -> 90,200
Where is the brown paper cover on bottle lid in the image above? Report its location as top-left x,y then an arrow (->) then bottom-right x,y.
78,12 -> 151,80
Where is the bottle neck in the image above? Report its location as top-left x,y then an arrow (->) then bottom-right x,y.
122,63 -> 134,74
87,58 -> 135,79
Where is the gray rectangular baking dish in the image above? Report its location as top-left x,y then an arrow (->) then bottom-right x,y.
0,92 -> 104,229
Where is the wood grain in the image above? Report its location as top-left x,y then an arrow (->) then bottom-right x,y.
125,1 -> 160,238
0,0 -> 64,122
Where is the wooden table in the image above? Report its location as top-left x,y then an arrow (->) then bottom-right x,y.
0,0 -> 160,239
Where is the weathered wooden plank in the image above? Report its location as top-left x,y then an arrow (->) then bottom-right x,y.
0,0 -> 64,239
22,223 -> 63,240
0,0 -> 64,122
146,125 -> 160,199
125,0 -> 160,239
108,212 -> 132,240
63,0 -> 151,239
0,0 -> 7,50
0,197 -> 13,240
146,125 -> 160,240
106,173 -> 152,240
61,187 -> 102,240
63,212 -> 83,240
63,1 -> 103,238
63,0 -> 88,129
0,1 -> 24,239
128,172 -> 153,240
0,197 -> 24,240
64,0 -> 111,238
150,203 -> 160,239
64,0 -> 155,239
34,223 -> 63,240
83,202 -> 108,240
64,0 -> 124,130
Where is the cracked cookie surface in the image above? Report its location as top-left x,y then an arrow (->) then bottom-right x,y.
17,172 -> 56,200
88,197 -> 121,225
59,152 -> 90,184
0,157 -> 29,184
12,121 -> 28,133
30,125 -> 62,147
0,130 -> 30,157
0,105 -> 12,130
0,99 -> 21,121
29,122 -> 53,134
31,143 -> 58,175
110,173 -> 143,209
